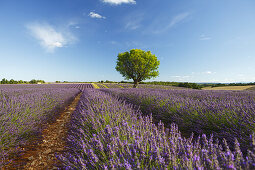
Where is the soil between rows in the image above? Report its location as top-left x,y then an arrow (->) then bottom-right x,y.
4,92 -> 82,170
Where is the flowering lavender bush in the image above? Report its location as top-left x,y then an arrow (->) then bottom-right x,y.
102,88 -> 255,152
58,89 -> 255,169
0,86 -> 80,166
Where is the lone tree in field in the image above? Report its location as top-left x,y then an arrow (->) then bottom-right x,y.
116,49 -> 160,88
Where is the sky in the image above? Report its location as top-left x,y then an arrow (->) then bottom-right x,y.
0,0 -> 255,83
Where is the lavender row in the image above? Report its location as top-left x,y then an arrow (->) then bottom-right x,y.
0,87 -> 80,166
58,89 -> 255,169
66,83 -> 94,90
101,88 -> 255,152
0,83 -> 93,90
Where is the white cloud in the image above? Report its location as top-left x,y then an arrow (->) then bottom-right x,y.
171,75 -> 192,81
125,41 -> 147,49
124,13 -> 143,30
102,0 -> 136,5
167,12 -> 190,29
67,21 -> 80,29
52,41 -> 63,47
152,12 -> 191,33
204,71 -> 216,74
67,21 -> 77,27
89,12 -> 106,19
172,76 -> 181,78
171,71 -> 217,82
200,34 -> 211,40
110,41 -> 118,45
26,22 -> 76,52
125,20 -> 140,30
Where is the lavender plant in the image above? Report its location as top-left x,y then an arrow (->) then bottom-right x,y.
0,86 -> 80,166
58,89 -> 255,169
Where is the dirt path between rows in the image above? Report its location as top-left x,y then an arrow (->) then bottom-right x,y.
4,92 -> 82,170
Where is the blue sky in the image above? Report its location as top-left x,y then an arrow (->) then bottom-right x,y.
0,0 -> 255,83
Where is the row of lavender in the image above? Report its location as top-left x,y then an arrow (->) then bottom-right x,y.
102,88 -> 255,153
0,84 -> 92,166
66,83 -> 94,90
58,89 -> 255,169
0,83 -> 93,90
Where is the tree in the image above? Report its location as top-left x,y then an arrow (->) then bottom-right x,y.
9,79 -> 17,84
37,80 -> 45,83
1,78 -> 8,84
116,49 -> 160,88
29,79 -> 37,84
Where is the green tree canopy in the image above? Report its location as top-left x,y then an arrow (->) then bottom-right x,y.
9,79 -> 17,84
1,78 -> 8,84
116,49 -> 160,88
29,79 -> 37,84
18,80 -> 24,84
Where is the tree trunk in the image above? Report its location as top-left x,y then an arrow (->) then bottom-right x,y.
133,80 -> 139,88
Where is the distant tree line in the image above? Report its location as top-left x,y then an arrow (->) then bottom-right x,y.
98,80 -> 118,83
0,78 -> 45,84
138,81 -> 255,89
177,82 -> 202,89
142,81 -> 202,89
139,81 -> 179,86
55,81 -> 69,83
211,82 -> 255,88
97,80 -> 202,89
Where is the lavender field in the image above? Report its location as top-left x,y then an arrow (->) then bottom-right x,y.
0,85 -> 81,166
58,89 -> 255,169
1,84 -> 255,169
102,88 -> 255,151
